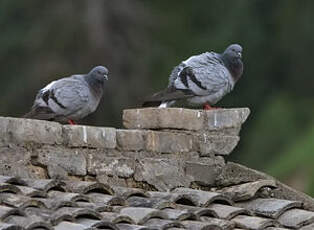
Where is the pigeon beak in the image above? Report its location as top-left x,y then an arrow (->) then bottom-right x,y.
238,52 -> 242,58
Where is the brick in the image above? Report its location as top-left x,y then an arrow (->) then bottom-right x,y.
1,117 -> 63,145
88,154 -> 135,178
116,129 -> 146,151
185,157 -> 225,186
146,131 -> 193,153
205,108 -> 250,132
63,125 -> 116,149
196,134 -> 240,156
123,108 -> 250,133
134,158 -> 192,191
123,108 -> 205,131
37,146 -> 87,176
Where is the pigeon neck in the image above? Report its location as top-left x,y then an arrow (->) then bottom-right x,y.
221,55 -> 243,82
84,75 -> 105,96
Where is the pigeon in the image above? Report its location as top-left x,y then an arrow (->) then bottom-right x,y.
23,66 -> 109,124
142,44 -> 243,110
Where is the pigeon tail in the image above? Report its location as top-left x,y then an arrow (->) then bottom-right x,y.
142,100 -> 162,107
23,106 -> 68,123
142,88 -> 194,108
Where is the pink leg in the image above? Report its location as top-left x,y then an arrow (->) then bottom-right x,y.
68,119 -> 77,125
203,103 -> 220,110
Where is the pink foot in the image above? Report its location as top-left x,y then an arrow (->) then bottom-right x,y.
68,119 -> 77,125
203,103 -> 220,110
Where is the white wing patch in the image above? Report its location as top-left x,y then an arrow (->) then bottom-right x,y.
42,81 -> 56,92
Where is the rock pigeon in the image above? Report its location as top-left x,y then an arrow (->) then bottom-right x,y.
23,66 -> 109,124
143,44 -> 243,109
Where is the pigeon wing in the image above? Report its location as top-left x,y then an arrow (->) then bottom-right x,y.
174,55 -> 232,96
42,77 -> 90,117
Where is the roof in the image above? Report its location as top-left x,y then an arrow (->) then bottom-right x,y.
0,175 -> 313,230
0,107 -> 313,229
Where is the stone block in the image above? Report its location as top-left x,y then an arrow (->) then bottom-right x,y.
36,146 -> 87,176
196,134 -> 240,156
63,125 -> 116,149
123,108 -> 205,131
0,117 -> 63,145
116,129 -> 146,151
0,163 -> 43,179
146,131 -> 193,153
123,108 -> 250,133
134,158 -> 192,191
88,155 -> 135,178
205,108 -> 250,132
0,117 -> 9,142
185,157 -> 225,186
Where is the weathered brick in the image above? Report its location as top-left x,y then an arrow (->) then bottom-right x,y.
88,156 -> 135,178
123,108 -> 250,133
185,157 -> 225,186
1,117 -> 63,145
37,146 -> 87,176
0,117 -> 9,142
86,149 -> 122,175
146,131 -> 193,153
134,158 -> 193,191
195,134 -> 240,156
63,125 -> 116,149
123,108 -> 205,131
116,129 -> 146,151
205,108 -> 250,132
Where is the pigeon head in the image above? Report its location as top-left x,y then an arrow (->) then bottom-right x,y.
223,44 -> 242,59
221,44 -> 243,82
89,66 -> 109,82
85,66 -> 109,92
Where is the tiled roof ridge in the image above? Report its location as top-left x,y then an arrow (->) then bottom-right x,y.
0,175 -> 313,229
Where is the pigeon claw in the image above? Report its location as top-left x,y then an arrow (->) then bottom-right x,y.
203,103 -> 219,110
68,119 -> 77,125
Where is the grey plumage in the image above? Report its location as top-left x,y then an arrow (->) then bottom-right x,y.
24,66 -> 109,124
143,44 -> 243,108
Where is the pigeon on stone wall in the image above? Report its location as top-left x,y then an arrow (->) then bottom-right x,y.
23,66 -> 109,124
143,44 -> 243,109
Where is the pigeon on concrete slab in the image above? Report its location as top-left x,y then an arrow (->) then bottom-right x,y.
23,66 -> 109,124
142,44 -> 243,110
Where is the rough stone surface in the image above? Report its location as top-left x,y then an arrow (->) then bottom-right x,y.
63,125 -> 116,149
123,108 -> 205,131
0,117 -> 9,143
196,134 -> 240,156
185,157 -> 225,186
87,149 -> 122,175
0,117 -> 63,145
94,157 -> 136,178
116,129 -> 146,151
205,108 -> 250,131
123,108 -> 250,133
134,158 -> 193,191
36,146 -> 87,176
146,131 -> 193,153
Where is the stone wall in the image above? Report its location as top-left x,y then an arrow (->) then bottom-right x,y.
0,108 -> 250,191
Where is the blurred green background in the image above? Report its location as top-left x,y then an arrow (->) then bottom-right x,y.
0,0 -> 313,196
